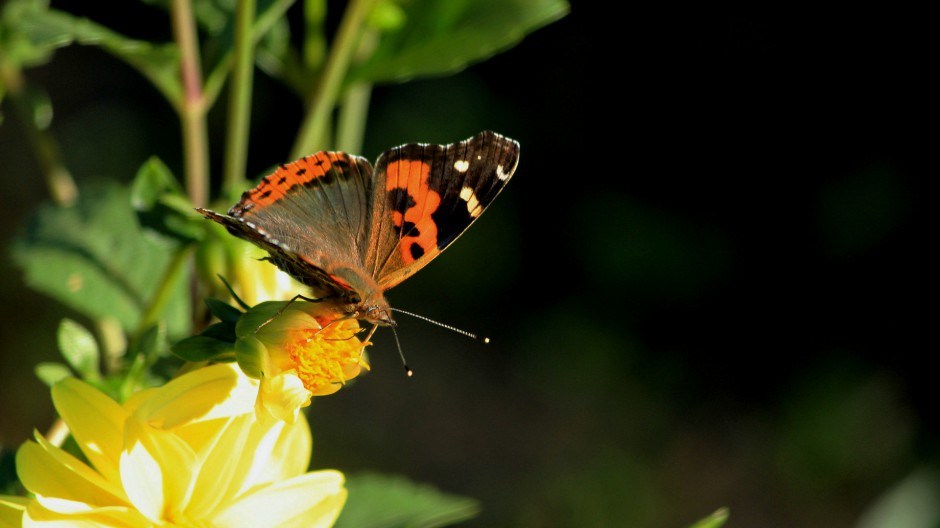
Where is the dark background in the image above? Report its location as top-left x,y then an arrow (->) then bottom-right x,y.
1,3 -> 932,527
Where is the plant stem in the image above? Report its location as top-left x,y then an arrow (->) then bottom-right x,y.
304,0 -> 327,71
136,244 -> 194,339
335,29 -> 378,153
223,0 -> 257,191
291,0 -> 377,158
171,0 -> 209,207
335,82 -> 371,154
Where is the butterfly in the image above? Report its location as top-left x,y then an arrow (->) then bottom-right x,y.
197,130 -> 520,328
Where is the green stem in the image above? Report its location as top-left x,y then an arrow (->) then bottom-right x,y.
304,0 -> 327,71
291,0 -> 377,158
335,29 -> 378,153
335,82 -> 371,154
135,244 -> 194,338
171,0 -> 209,207
0,61 -> 78,206
223,0 -> 257,191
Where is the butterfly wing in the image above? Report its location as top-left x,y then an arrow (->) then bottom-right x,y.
199,151 -> 375,300
362,130 -> 520,290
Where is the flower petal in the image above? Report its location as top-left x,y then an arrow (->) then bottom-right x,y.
51,377 -> 128,484
213,470 -> 347,528
23,500 -> 151,527
16,436 -> 125,507
120,416 -> 197,523
226,411 -> 312,496
258,372 -> 312,423
0,496 -> 27,528
183,414 -> 255,518
132,363 -> 256,429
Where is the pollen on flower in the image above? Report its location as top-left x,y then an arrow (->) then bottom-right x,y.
284,317 -> 370,396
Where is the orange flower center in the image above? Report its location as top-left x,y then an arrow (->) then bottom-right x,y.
283,317 -> 369,395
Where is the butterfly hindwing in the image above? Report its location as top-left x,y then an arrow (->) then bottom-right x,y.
364,131 -> 520,290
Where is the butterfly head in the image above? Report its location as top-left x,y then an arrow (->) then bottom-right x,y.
361,302 -> 395,327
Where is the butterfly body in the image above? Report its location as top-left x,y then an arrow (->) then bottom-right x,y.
198,131 -> 520,326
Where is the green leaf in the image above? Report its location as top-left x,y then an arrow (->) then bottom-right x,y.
350,0 -> 569,84
35,362 -> 72,386
0,0 -> 63,68
131,157 -> 184,209
7,1 -> 182,105
131,157 -> 202,242
204,298 -> 243,323
335,473 -> 480,528
56,318 -> 100,379
688,508 -> 730,528
11,182 -> 191,338
171,335 -> 235,362
199,321 -> 237,342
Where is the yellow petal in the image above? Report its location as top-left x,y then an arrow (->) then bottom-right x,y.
51,377 -> 128,484
23,500 -> 152,527
213,470 -> 346,528
183,414 -> 255,518
257,372 -> 312,423
224,411 -> 312,498
132,363 -> 256,429
16,436 -> 125,507
0,496 -> 27,528
120,416 -> 197,523
266,410 -> 313,482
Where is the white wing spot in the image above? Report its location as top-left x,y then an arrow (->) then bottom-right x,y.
459,186 -> 482,218
496,164 -> 511,181
454,160 -> 470,173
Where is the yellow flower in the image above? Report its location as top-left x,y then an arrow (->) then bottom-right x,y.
1,363 -> 346,527
235,301 -> 370,422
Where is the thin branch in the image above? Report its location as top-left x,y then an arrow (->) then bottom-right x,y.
291,0 -> 377,158
170,0 -> 209,207
222,0 -> 258,191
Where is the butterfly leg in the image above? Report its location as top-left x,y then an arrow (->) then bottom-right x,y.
254,293 -> 328,333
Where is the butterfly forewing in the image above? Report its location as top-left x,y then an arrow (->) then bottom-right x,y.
201,151 -> 375,297
365,131 -> 520,290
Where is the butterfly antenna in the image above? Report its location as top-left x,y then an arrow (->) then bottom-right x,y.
390,308 -> 491,344
389,325 -> 414,377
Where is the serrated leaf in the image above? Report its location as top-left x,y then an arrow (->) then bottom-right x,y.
11,182 -> 191,338
350,0 -> 569,84
35,362 -> 73,386
171,335 -> 235,362
56,318 -> 100,378
335,473 -> 480,528
688,508 -> 730,528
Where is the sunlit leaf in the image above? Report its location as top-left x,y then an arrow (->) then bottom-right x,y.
131,157 -> 203,242
350,0 -> 569,84
56,319 -> 100,380
35,362 -> 72,386
336,473 -> 480,528
688,508 -> 729,528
